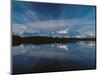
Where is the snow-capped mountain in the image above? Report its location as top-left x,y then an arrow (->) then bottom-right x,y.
12,29 -> 95,38
75,31 -> 95,38
12,29 -> 70,37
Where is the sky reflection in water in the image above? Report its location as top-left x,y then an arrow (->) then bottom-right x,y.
12,41 -> 96,74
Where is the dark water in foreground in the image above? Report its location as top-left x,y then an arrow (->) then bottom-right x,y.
12,41 -> 96,74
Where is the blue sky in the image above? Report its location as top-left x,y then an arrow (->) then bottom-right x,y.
12,1 -> 96,37
12,1 -> 95,24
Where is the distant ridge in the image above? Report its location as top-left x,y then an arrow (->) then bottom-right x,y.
12,35 -> 96,46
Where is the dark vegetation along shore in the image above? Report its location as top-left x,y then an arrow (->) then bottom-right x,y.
12,35 -> 96,46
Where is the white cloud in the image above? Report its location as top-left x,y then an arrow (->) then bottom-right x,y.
12,18 -> 95,33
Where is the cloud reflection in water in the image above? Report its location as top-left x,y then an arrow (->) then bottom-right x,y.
12,41 -> 95,59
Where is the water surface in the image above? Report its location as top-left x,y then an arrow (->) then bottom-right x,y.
12,41 -> 96,74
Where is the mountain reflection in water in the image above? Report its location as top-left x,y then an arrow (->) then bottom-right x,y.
12,41 -> 96,74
